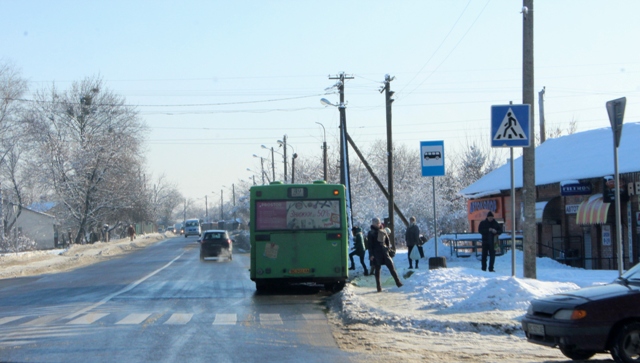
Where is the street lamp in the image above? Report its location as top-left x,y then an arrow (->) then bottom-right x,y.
261,144 -> 276,182
315,122 -> 328,181
277,135 -> 295,184
252,154 -> 268,184
291,153 -> 298,183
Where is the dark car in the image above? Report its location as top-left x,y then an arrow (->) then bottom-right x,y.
521,262 -> 640,362
199,230 -> 233,261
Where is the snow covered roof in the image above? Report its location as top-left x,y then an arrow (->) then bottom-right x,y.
459,122 -> 640,198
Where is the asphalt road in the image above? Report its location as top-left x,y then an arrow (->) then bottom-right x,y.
0,236 -> 368,363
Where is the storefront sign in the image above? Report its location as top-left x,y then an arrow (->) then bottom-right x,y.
565,204 -> 580,214
602,225 -> 612,246
467,197 -> 502,220
561,183 -> 592,196
628,204 -> 633,263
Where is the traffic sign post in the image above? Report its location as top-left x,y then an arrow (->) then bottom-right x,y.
420,141 -> 446,268
606,97 -> 626,276
490,104 -> 530,277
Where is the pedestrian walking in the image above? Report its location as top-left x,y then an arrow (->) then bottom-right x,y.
478,212 -> 502,272
349,226 -> 368,275
127,224 -> 136,241
405,216 -> 424,269
367,217 -> 403,292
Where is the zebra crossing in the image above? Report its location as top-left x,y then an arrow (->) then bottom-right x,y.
0,312 -> 328,346
0,311 -> 326,328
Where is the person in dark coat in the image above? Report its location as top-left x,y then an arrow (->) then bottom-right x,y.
367,217 -> 403,292
478,211 -> 503,272
349,226 -> 368,275
405,216 -> 423,269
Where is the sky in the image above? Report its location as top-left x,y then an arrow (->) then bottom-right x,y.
2,0 -> 639,209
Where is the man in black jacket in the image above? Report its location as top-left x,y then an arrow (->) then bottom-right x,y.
367,218 -> 403,292
478,211 -> 502,272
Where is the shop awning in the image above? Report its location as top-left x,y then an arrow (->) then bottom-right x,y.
576,195 -> 611,225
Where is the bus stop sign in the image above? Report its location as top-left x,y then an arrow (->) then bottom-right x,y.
606,97 -> 626,147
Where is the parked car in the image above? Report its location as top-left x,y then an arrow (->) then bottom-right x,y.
199,230 -> 233,261
521,262 -> 640,362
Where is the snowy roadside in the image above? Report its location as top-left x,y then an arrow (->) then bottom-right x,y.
0,232 -> 170,279
326,245 -> 620,362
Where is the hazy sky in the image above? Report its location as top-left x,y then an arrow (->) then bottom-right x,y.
2,0 -> 638,208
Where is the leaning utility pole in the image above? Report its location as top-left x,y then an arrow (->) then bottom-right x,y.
329,72 -> 354,227
522,0 -> 537,279
381,74 -> 396,248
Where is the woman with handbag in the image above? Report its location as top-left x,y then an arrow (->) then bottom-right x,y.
367,217 -> 403,292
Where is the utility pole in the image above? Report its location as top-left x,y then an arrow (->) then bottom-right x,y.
329,72 -> 354,227
205,195 -> 208,222
316,122 -> 328,181
282,135 -> 288,183
381,74 -> 396,248
522,0 -> 537,279
539,86 -> 546,143
220,189 -> 223,221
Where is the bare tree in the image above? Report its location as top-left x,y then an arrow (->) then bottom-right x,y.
25,76 -> 147,243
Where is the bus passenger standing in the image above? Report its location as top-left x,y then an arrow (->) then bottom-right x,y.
349,227 -> 368,275
367,218 -> 403,292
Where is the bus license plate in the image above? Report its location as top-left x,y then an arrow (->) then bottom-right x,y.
289,268 -> 310,274
528,323 -> 544,336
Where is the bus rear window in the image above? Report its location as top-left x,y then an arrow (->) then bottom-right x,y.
255,200 -> 341,231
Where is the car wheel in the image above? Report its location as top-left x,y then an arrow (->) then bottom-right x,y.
611,322 -> 640,363
185,235 -> 188,238
559,346 -> 596,361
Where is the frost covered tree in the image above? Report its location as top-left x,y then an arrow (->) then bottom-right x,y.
25,76 -> 147,244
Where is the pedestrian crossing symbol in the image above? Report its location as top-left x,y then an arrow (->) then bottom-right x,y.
491,104 -> 531,148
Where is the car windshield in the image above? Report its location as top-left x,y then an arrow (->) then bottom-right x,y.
619,262 -> 640,283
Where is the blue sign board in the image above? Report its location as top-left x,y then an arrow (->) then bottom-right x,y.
491,104 -> 531,148
561,183 -> 592,196
421,141 -> 445,177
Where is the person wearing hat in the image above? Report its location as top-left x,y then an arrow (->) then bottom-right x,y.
478,211 -> 502,272
349,226 -> 368,275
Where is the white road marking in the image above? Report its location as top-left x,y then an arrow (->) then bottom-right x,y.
0,316 -> 24,325
212,314 -> 237,325
259,313 -> 283,325
302,313 -> 326,324
20,315 -> 63,326
116,313 -> 152,325
67,313 -> 109,325
164,313 -> 193,325
64,252 -> 185,320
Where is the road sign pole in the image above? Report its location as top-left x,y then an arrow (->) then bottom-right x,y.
511,147 -> 516,277
606,97 -> 626,276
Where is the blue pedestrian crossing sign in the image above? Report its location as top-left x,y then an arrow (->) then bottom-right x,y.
420,140 -> 445,177
491,104 -> 531,147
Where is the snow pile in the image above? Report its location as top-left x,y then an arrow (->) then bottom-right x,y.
0,233 -> 167,279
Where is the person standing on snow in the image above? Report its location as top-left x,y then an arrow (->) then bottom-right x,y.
367,217 -> 403,292
349,226 -> 368,275
405,216 -> 423,269
478,211 -> 502,272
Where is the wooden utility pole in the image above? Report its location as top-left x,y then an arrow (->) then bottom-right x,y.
522,0 -> 537,279
382,74 -> 395,247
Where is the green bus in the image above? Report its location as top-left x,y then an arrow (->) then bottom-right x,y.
249,181 -> 349,292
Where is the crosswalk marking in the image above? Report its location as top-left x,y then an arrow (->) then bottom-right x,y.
302,314 -> 326,324
0,316 -> 24,325
259,313 -> 283,325
116,313 -> 152,325
67,313 -> 109,325
21,315 -> 63,326
1,312 -> 323,328
164,313 -> 193,325
212,314 -> 237,325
